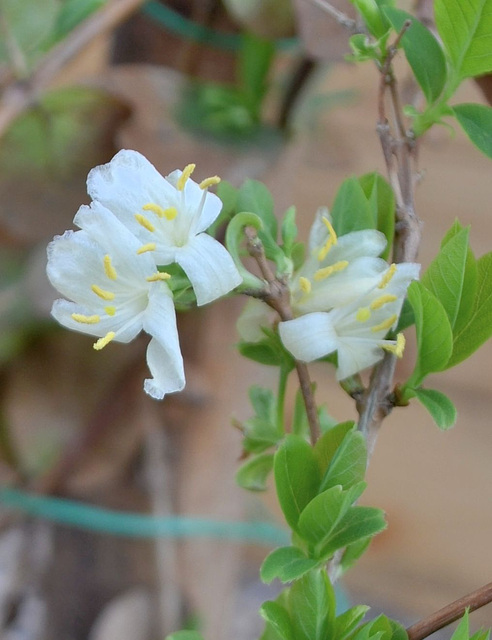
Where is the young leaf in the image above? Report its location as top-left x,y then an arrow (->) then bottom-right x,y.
319,430 -> 367,492
406,281 -> 453,387
334,605 -> 370,640
320,506 -> 387,559
297,485 -> 348,546
434,0 -> 492,79
260,601 -> 295,640
331,177 -> 375,236
313,421 -> 355,475
384,8 -> 447,103
238,32 -> 275,119
237,179 -> 277,239
446,252 -> 492,368
358,172 -> 395,260
453,103 -> 492,159
421,226 -> 471,329
450,609 -> 470,640
338,537 -> 372,574
351,0 -> 389,39
260,547 -> 319,584
274,435 -> 321,530
250,385 -> 276,421
281,206 -> 298,257
288,570 -> 336,640
236,453 -> 274,491
412,387 -> 457,429
208,180 -> 238,236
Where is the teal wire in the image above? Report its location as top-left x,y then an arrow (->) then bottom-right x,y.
0,488 -> 289,546
141,1 -> 298,52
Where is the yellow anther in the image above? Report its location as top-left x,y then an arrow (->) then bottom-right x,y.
143,203 -> 165,218
317,220 -> 338,261
383,333 -> 405,358
146,272 -> 171,282
321,216 -> 338,245
199,176 -> 221,190
370,294 -> 397,310
91,285 -> 115,301
298,277 -> 312,294
135,213 -> 155,232
378,263 -> 397,289
177,163 -> 196,190
105,306 -> 116,316
103,255 -> 117,280
314,260 -> 349,281
71,313 -> 100,324
163,207 -> 178,220
371,314 -> 397,333
93,332 -> 116,351
137,243 -> 156,255
356,307 -> 371,322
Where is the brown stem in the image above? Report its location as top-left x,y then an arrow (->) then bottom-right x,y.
407,582 -> 492,640
0,0 -> 147,138
244,227 -> 321,444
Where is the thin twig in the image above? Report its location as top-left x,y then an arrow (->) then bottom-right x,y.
244,227 -> 321,444
407,582 -> 492,640
0,0 -> 147,138
307,0 -> 358,32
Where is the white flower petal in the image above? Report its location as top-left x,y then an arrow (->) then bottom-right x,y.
142,285 -> 185,399
176,233 -> 242,306
236,299 -> 273,343
335,338 -> 384,380
326,229 -> 387,263
279,312 -> 338,362
165,169 -> 222,234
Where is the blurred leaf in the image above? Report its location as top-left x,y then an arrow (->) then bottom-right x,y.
338,537 -> 372,574
334,606 -> 370,640
236,453 -> 274,491
208,180 -> 238,237
237,179 -> 277,239
358,172 -> 395,260
260,601 -> 295,640
453,103 -> 492,159
51,0 -> 107,43
331,177 -> 374,236
260,546 -> 319,583
238,32 -> 275,119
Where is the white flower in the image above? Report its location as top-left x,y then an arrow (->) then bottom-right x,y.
291,208 -> 391,313
86,150 -> 242,306
47,202 -> 185,400
279,261 -> 420,380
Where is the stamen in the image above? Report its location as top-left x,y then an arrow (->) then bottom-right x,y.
137,243 -> 156,255
163,207 -> 178,220
146,272 -> 171,282
143,203 -> 164,217
103,255 -> 117,280
356,307 -> 371,322
199,176 -> 221,190
105,306 -> 116,316
371,294 -> 397,310
378,263 -> 397,289
314,260 -> 349,281
371,314 -> 397,333
71,313 -> 100,324
383,333 -> 405,357
135,213 -> 155,232
317,221 -> 338,261
298,277 -> 312,294
177,163 -> 196,191
321,216 -> 338,246
93,332 -> 116,351
91,285 -> 115,301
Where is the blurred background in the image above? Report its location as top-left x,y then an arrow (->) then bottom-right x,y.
0,1 -> 490,639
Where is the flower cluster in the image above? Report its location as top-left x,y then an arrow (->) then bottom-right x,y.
279,209 -> 419,379
47,150 -> 242,399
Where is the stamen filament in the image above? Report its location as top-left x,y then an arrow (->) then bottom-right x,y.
378,263 -> 397,289
103,255 -> 117,280
199,176 -> 221,190
91,285 -> 115,301
72,313 -> 100,324
321,216 -> 338,245
371,294 -> 397,310
371,314 -> 397,333
382,333 -> 405,357
93,332 -> 116,351
146,272 -> 171,282
137,243 -> 156,255
177,163 -> 195,190
135,213 -> 155,232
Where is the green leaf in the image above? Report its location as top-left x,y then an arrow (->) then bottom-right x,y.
297,486 -> 348,546
421,226 -> 471,329
249,385 -> 275,420
331,177 -> 375,236
237,179 -> 277,239
225,211 -> 265,290
288,570 -> 336,640
395,298 -> 415,332
384,8 -> 447,103
319,431 -> 367,492
453,103 -> 492,159
52,0 -> 106,42
236,453 -> 274,491
208,180 -> 238,236
166,632 -> 204,640
260,601 -> 295,640
281,206 -> 298,257
405,281 -> 453,387
320,506 -> 387,558
313,422 -> 355,475
274,435 -> 321,530
239,340 -> 284,366
358,172 -> 395,260
446,252 -> 492,367
351,0 -> 389,38
239,32 -> 275,118
338,537 -> 372,574
260,546 -> 319,583
334,606 -> 370,640
411,387 -> 457,429
450,610 -> 470,640
435,0 -> 492,79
